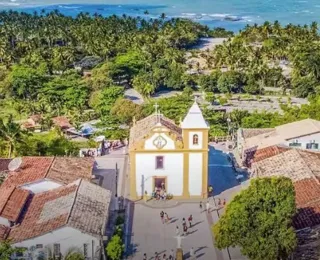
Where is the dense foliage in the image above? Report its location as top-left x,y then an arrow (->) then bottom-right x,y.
0,241 -> 25,260
213,177 -> 297,260
200,21 -> 320,97
1,10 -> 320,155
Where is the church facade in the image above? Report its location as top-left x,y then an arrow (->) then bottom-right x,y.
129,101 -> 209,200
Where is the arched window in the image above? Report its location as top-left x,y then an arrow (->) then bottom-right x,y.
193,134 -> 199,145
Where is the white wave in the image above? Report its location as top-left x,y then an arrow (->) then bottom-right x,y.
208,13 -> 230,18
0,2 -> 20,6
59,5 -> 81,9
181,13 -> 197,16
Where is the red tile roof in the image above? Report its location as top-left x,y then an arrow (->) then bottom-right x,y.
8,180 -> 111,243
0,157 -> 94,225
0,224 -> 10,241
293,178 -> 320,230
0,157 -> 53,222
252,149 -> 320,230
52,116 -> 72,129
1,188 -> 30,222
9,184 -> 78,243
245,145 -> 290,167
47,157 -> 94,184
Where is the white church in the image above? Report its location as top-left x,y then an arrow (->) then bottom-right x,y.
129,101 -> 209,200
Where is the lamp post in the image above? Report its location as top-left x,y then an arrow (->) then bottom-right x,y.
227,117 -> 231,139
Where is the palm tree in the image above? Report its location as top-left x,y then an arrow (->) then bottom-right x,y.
0,115 -> 28,158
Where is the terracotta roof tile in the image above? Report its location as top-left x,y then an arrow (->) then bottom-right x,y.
52,116 -> 72,129
241,128 -> 275,139
129,114 -> 182,147
0,224 -> 10,241
8,184 -> 77,243
0,157 -> 54,220
252,149 -> 320,230
1,188 -> 30,222
8,180 -> 111,242
245,145 -> 290,167
47,157 -> 94,184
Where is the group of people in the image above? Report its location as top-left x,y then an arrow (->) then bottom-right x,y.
143,250 -> 175,260
80,139 -> 125,157
176,215 -> 193,237
199,198 -> 226,213
152,182 -> 167,200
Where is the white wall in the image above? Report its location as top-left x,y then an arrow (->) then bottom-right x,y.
0,216 -> 10,227
13,227 -> 100,260
188,132 -> 203,149
144,133 -> 175,150
20,180 -> 62,194
188,153 -> 203,196
135,153 -> 183,196
285,132 -> 320,150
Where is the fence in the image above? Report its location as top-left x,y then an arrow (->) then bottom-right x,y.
209,136 -> 231,142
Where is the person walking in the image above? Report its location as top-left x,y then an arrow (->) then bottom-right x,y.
188,215 -> 193,228
182,218 -> 186,228
176,225 -> 180,235
190,247 -> 195,260
218,198 -> 221,206
143,253 -> 147,260
163,253 -> 167,259
160,211 -> 165,224
206,201 -> 210,212
165,212 -> 170,223
199,201 -> 203,212
183,224 -> 188,236
223,199 -> 226,206
155,252 -> 159,260
169,249 -> 174,260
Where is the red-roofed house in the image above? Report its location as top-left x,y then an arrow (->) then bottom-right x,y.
0,156 -> 111,259
52,116 -> 72,130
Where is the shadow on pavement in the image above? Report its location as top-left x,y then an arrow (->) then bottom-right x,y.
209,146 -> 246,196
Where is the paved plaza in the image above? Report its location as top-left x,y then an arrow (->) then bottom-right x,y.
125,144 -> 248,260
128,203 -> 223,259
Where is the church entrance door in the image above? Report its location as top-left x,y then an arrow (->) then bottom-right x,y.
154,177 -> 166,191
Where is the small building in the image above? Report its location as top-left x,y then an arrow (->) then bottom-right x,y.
129,101 -> 209,200
238,119 -> 320,166
52,116 -> 72,130
21,115 -> 42,131
0,156 -> 111,259
10,179 -> 111,260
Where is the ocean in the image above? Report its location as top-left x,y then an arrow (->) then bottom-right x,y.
0,0 -> 319,31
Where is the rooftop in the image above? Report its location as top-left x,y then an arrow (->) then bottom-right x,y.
243,119 -> 320,151
8,179 -> 111,242
52,116 -> 72,129
181,101 -> 209,129
0,157 -> 94,224
129,114 -> 182,147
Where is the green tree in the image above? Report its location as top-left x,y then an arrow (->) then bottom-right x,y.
111,99 -> 144,124
217,71 -> 243,93
106,235 -> 124,260
213,177 -> 297,260
0,241 -> 25,260
0,115 -> 28,158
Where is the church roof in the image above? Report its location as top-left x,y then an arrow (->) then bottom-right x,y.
181,102 -> 209,129
129,114 -> 182,147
